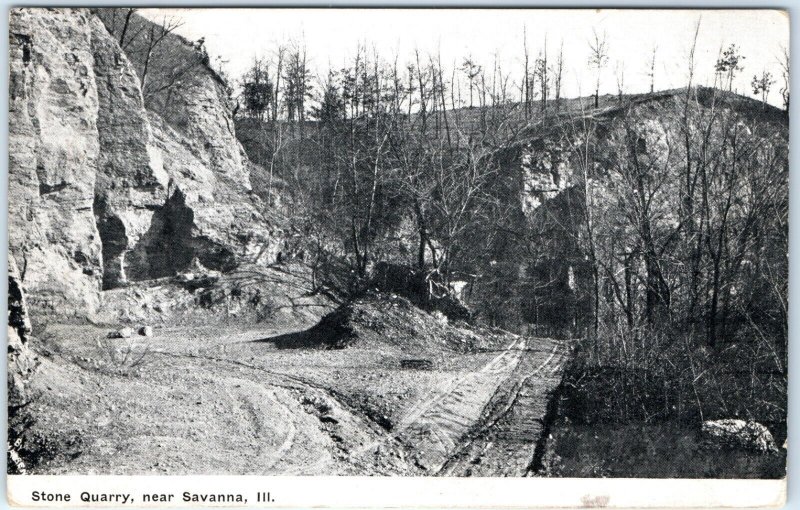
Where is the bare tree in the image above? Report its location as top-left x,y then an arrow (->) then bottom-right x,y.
615,60 -> 625,102
778,45 -> 790,111
646,45 -> 657,93
714,43 -> 745,92
139,15 -> 184,94
118,8 -> 136,48
272,45 -> 286,121
534,35 -> 549,113
552,40 -> 564,110
522,26 -> 531,118
588,29 -> 609,108
460,56 -> 481,109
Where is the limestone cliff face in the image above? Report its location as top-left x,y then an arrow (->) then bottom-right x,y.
480,92 -> 789,333
92,8 -> 282,279
9,8 -> 104,318
518,138 -> 575,214
90,17 -> 169,289
9,8 -> 280,324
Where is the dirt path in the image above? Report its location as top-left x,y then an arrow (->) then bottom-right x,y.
146,350 -> 410,475
154,333 -> 566,476
438,337 -> 569,476
217,377 -> 324,473
32,324 -> 568,476
395,336 -> 530,471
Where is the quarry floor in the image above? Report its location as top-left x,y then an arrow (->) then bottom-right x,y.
24,323 -> 568,476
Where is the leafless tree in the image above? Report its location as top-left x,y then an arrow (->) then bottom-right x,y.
139,15 -> 185,94
118,8 -> 136,48
587,29 -> 609,108
534,35 -> 549,112
615,60 -> 625,102
552,40 -> 565,110
646,45 -> 657,93
778,45 -> 790,111
714,43 -> 745,92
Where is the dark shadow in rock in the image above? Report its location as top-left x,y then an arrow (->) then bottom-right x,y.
127,188 -> 237,282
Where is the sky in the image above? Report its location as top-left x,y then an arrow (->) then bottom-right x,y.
139,8 -> 789,106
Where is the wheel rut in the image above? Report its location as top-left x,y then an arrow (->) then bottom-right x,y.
437,338 -> 569,477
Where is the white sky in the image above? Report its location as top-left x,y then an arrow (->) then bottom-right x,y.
140,8 -> 789,106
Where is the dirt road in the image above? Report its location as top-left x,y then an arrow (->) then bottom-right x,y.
390,336 -> 528,471
30,324 -> 568,476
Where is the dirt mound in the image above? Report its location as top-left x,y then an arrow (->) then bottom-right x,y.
270,293 -> 506,353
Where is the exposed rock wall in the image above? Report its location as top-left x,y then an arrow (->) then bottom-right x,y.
9,8 -> 283,324
9,8 -> 104,318
8,258 -> 33,378
90,17 -> 169,289
92,8 -> 283,277
477,92 -> 788,334
93,8 -> 252,192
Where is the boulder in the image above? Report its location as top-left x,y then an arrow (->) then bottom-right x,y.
701,419 -> 778,453
108,327 -> 133,339
138,326 -> 153,337
400,359 -> 435,370
431,310 -> 448,325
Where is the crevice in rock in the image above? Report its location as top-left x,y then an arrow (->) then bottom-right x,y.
93,195 -> 129,290
11,32 -> 32,66
39,180 -> 69,196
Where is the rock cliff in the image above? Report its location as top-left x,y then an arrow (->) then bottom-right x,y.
9,8 -> 281,324
9,9 -> 104,319
474,91 -> 788,333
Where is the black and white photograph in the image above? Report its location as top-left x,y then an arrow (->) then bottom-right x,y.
5,5 -> 789,507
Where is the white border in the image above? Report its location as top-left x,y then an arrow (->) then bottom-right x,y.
5,475 -> 788,509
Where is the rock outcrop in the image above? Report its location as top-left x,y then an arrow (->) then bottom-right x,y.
8,258 -> 34,400
8,258 -> 36,474
473,91 -> 788,333
8,8 -> 282,324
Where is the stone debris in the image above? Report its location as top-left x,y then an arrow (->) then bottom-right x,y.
701,419 -> 778,453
